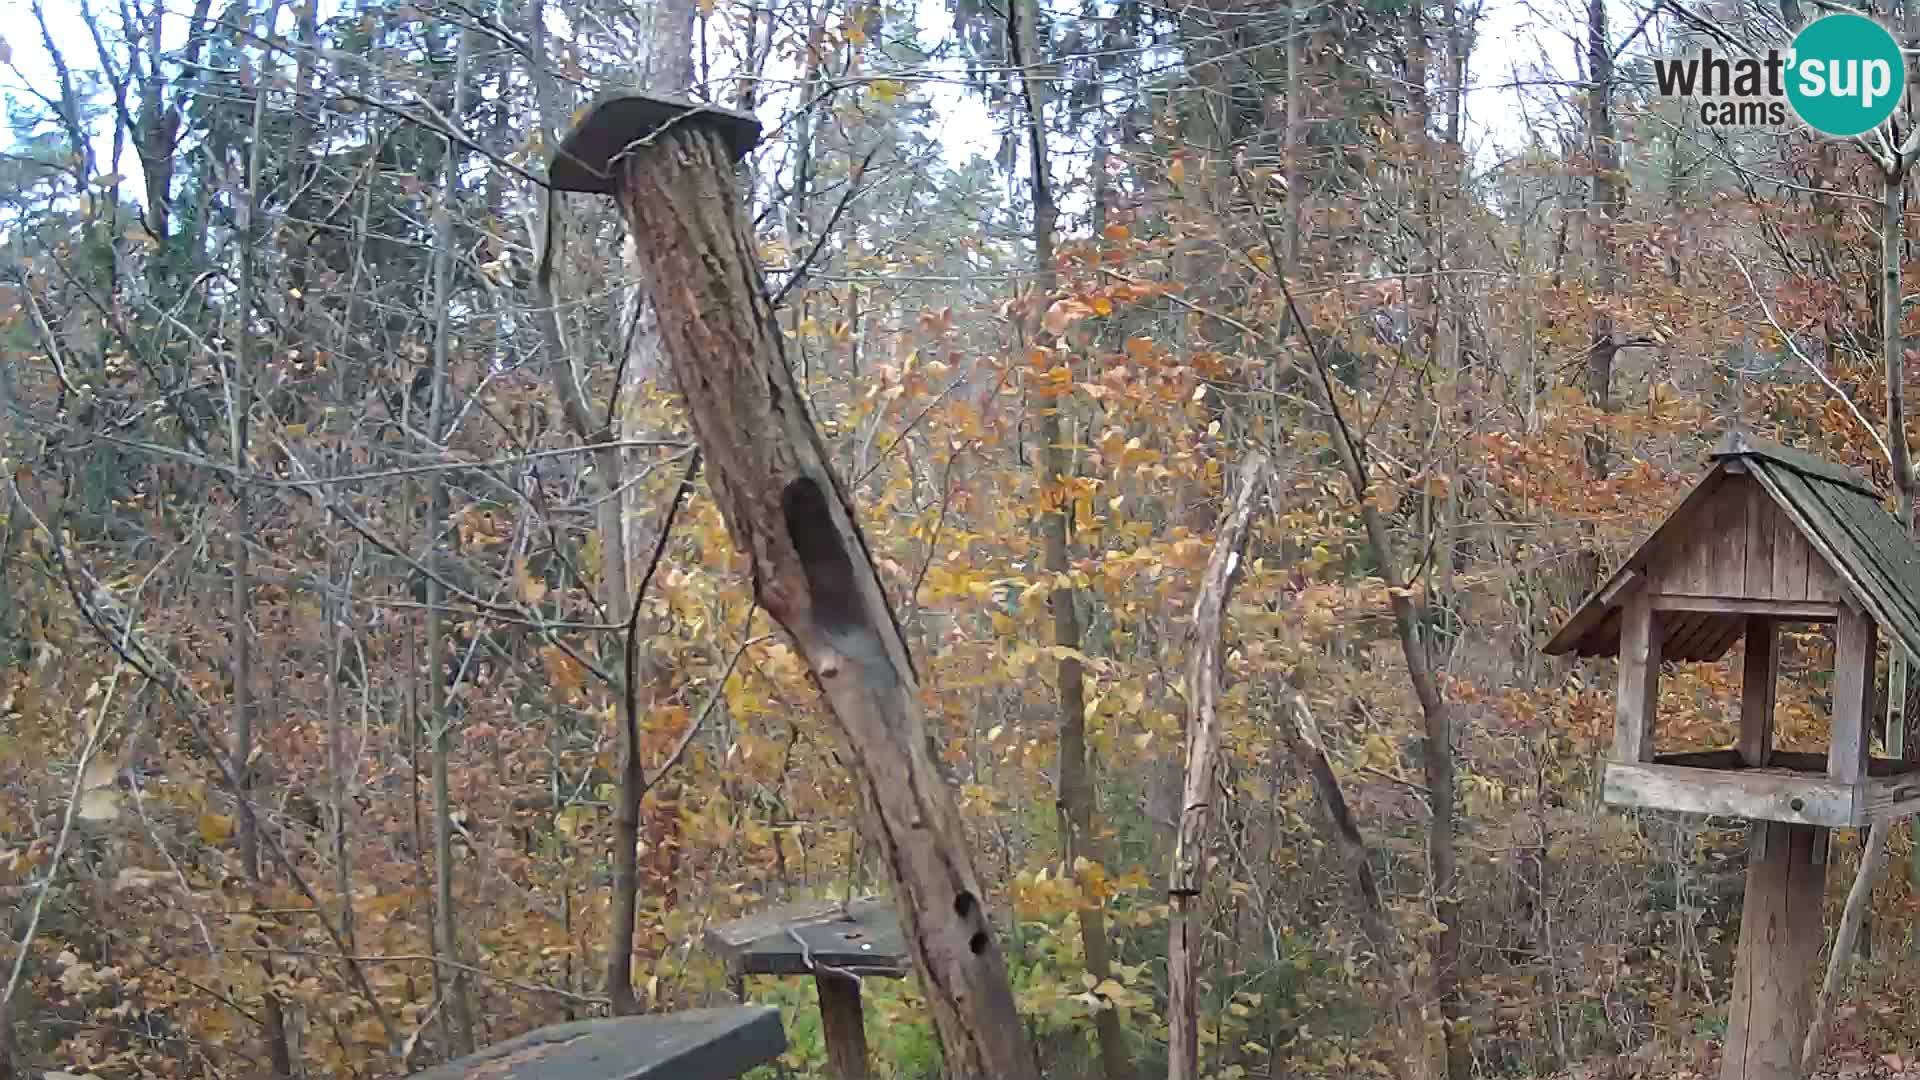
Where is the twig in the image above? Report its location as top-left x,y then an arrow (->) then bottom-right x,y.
1727,254 -> 1894,466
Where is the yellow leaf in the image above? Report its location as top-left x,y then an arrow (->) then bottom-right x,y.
516,556 -> 549,605
198,813 -> 235,844
284,423 -> 308,438
77,787 -> 118,823
870,78 -> 905,102
1169,157 -> 1186,185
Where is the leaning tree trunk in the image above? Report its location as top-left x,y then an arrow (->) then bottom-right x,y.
1167,454 -> 1266,1080
605,118 -> 1041,1080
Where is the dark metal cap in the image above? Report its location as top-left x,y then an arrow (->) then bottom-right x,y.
550,92 -> 762,194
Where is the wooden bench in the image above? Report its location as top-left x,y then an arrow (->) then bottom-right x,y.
407,1006 -> 784,1080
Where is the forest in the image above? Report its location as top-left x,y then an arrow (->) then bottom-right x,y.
8,0 -> 1920,1076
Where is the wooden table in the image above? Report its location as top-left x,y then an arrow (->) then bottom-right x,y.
705,898 -> 909,1080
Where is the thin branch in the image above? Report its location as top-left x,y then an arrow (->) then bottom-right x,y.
1727,254 -> 1894,466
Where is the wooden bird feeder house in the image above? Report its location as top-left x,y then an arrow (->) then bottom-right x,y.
1546,431 -> 1920,1079
1545,431 -> 1920,825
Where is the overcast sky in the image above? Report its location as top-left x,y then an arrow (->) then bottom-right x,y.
0,0 -> 1601,212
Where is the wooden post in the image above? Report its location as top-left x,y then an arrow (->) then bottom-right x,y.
1721,821 -> 1827,1080
815,971 -> 869,1080
1831,606 -> 1876,785
553,96 -> 1040,1080
1614,588 -> 1660,763
1739,616 -> 1777,767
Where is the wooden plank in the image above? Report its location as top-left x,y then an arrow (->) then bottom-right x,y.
1544,471 -> 1729,657
1832,605 -> 1875,785
816,972 -> 870,1080
1744,481 -> 1776,597
1804,479 -> 1920,656
704,898 -> 910,978
1806,545 -> 1846,602
1653,749 -> 1746,769
1648,595 -> 1841,620
406,1009 -> 787,1080
1712,431 -> 1882,497
1659,611 -> 1714,663
1740,617 -> 1778,767
1768,486 -> 1811,601
1603,762 -> 1857,826
1614,588 -> 1660,763
1720,822 -> 1827,1080
1858,764 -> 1920,822
1760,464 -> 1920,652
1706,482 -> 1752,596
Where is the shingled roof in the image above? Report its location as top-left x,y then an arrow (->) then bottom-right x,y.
1544,431 -> 1920,663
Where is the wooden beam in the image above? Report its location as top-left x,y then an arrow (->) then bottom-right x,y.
1721,822 -> 1827,1080
1740,617 -> 1778,767
406,1008 -> 787,1080
1856,764 -> 1920,822
1614,588 -> 1659,763
1831,606 -> 1875,785
1603,761 -> 1857,826
815,971 -> 869,1080
1649,595 -> 1841,621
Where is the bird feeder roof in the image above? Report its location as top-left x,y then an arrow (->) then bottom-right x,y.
1545,431 -> 1920,663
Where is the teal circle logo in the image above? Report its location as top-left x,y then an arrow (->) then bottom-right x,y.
1787,14 -> 1905,136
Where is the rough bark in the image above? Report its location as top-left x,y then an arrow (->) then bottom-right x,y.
1009,0 -> 1128,1073
1581,0 -> 1620,605
426,28 -> 477,1057
611,122 -> 1040,1080
1167,454 -> 1266,1080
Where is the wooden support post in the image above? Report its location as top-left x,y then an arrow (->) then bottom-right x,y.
815,971 -> 869,1080
1831,606 -> 1876,785
1614,588 -> 1660,763
1740,616 -> 1777,767
1721,821 -> 1827,1080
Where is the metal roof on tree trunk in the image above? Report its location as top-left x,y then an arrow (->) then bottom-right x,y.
1544,431 -> 1920,662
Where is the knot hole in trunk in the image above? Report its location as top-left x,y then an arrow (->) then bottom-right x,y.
782,477 -> 865,639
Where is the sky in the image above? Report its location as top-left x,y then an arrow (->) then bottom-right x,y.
0,0 -> 1601,214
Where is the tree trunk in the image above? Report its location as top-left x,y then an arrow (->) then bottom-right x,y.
1167,455 -> 1266,1080
230,12 -> 293,1071
1009,0 -> 1128,1074
427,27 -> 477,1057
1583,0 -> 1619,508
608,119 -> 1041,1080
